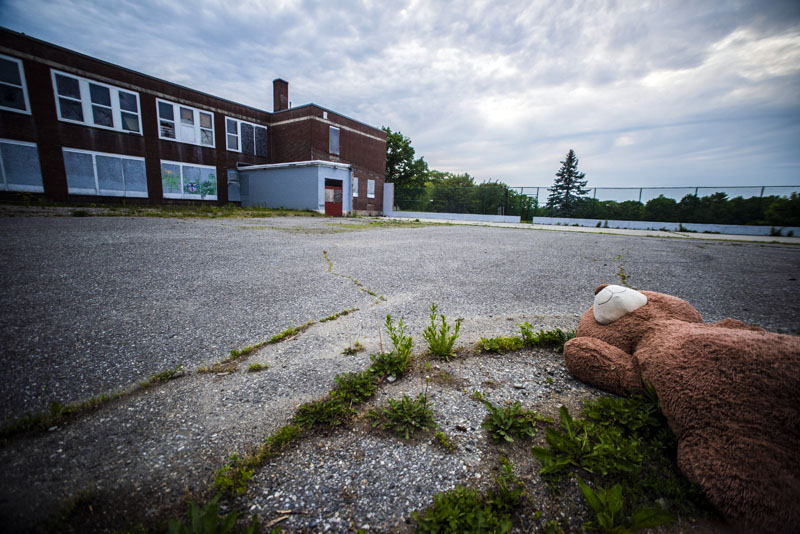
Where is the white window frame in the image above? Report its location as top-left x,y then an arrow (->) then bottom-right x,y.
0,138 -> 43,192
352,176 -> 358,197
62,147 -> 147,197
329,126 -> 340,155
0,54 -> 31,114
224,117 -> 267,156
51,70 -> 142,134
367,179 -> 375,199
157,99 -> 215,148
160,159 -> 218,201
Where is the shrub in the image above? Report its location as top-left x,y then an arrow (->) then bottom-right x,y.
423,303 -> 462,361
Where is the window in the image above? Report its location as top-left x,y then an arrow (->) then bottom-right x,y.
157,99 -> 215,147
225,117 -> 267,156
51,70 -> 142,133
352,176 -> 358,197
329,126 -> 340,155
367,179 -> 375,198
160,160 -> 217,200
0,54 -> 30,114
0,139 -> 43,192
63,148 -> 147,197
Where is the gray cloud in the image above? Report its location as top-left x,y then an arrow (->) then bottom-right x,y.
2,0 -> 799,187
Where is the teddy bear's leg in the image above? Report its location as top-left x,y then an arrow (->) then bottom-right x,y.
707,318 -> 765,332
563,337 -> 644,395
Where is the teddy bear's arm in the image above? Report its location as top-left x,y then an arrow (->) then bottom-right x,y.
563,337 -> 644,395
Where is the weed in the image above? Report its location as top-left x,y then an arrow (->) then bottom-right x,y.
247,363 -> 268,373
546,377 -> 554,385
331,371 -> 378,406
434,431 -> 456,453
168,493 -> 261,534
140,365 -> 184,388
269,321 -> 314,344
482,400 -> 552,443
414,458 -> 524,533
342,340 -> 364,355
422,303 -> 462,361
577,478 -> 672,533
320,307 -> 358,322
214,453 -> 254,497
543,520 -> 566,534
294,398 -> 350,428
470,390 -> 487,402
478,336 -> 524,353
518,324 -> 575,353
369,351 -> 412,380
369,393 -> 435,439
385,314 -> 413,362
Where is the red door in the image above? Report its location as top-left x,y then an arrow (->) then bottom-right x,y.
325,184 -> 343,216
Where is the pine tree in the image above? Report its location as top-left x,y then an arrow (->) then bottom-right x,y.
546,149 -> 589,216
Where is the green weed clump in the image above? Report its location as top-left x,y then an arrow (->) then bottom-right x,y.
331,371 -> 378,406
478,336 -> 524,353
342,340 -> 364,355
385,314 -> 413,362
434,431 -> 456,453
214,453 -> 254,497
423,304 -> 462,361
577,478 -> 673,533
414,457 -> 525,533
140,365 -> 184,388
518,324 -> 575,353
168,493 -> 261,534
369,314 -> 414,379
294,398 -> 351,428
268,321 -> 314,344
369,393 -> 435,439
531,388 -> 709,527
482,400 -> 552,443
247,362 -> 268,373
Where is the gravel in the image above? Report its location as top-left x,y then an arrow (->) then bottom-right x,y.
0,214 -> 795,532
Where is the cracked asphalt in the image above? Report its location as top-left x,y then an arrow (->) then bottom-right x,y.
0,215 -> 798,532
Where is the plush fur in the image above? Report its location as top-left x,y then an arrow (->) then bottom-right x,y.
563,286 -> 800,533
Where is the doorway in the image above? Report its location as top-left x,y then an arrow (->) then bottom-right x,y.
324,179 -> 343,216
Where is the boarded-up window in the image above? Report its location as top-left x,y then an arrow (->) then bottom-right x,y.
329,126 -> 340,155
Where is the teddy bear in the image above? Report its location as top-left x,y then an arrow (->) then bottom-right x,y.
563,284 -> 800,533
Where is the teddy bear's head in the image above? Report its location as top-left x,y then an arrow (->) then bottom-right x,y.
576,284 -> 703,354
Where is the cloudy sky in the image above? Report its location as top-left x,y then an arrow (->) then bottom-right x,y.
2,0 -> 799,190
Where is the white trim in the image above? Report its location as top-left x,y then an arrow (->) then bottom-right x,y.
270,115 -> 384,142
160,159 -> 218,201
51,69 -> 143,134
0,138 -> 44,192
237,160 -> 351,171
0,53 -> 31,114
157,98 -> 215,148
62,147 -> 148,197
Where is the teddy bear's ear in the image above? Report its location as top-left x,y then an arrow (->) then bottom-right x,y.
594,284 -> 609,295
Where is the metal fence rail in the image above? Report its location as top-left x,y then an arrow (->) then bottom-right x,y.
514,185 -> 800,205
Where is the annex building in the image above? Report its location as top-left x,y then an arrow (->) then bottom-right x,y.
0,28 -> 386,215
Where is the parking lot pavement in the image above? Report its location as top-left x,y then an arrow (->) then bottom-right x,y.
1,216 -> 798,421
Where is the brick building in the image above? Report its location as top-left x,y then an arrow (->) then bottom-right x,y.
0,28 -> 386,215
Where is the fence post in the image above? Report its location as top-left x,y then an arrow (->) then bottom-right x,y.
638,188 -> 642,203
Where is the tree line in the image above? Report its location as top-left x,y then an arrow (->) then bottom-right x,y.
384,127 -> 800,227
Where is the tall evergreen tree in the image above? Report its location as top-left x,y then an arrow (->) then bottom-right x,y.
546,149 -> 589,216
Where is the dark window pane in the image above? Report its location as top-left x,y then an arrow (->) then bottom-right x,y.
226,118 -> 237,134
121,112 -> 139,132
96,155 -> 124,192
255,126 -> 267,157
0,85 -> 25,110
1,142 -> 43,188
119,92 -> 138,112
158,101 -> 174,120
92,105 -> 113,127
329,127 -> 340,154
122,159 -> 147,194
160,120 -> 175,138
59,97 -> 84,121
227,134 -> 238,151
89,83 -> 111,106
200,129 -> 213,146
55,74 -> 80,98
180,107 -> 193,125
0,58 -> 22,86
199,112 -> 212,129
63,151 -> 95,192
241,123 -> 254,155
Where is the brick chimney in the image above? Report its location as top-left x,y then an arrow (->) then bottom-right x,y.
273,79 -> 288,112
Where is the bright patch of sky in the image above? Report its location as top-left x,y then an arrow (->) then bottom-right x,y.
2,0 -> 798,189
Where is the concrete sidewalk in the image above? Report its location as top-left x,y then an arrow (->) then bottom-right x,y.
382,216 -> 800,244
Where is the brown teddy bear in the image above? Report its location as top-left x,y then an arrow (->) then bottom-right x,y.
563,284 -> 800,533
